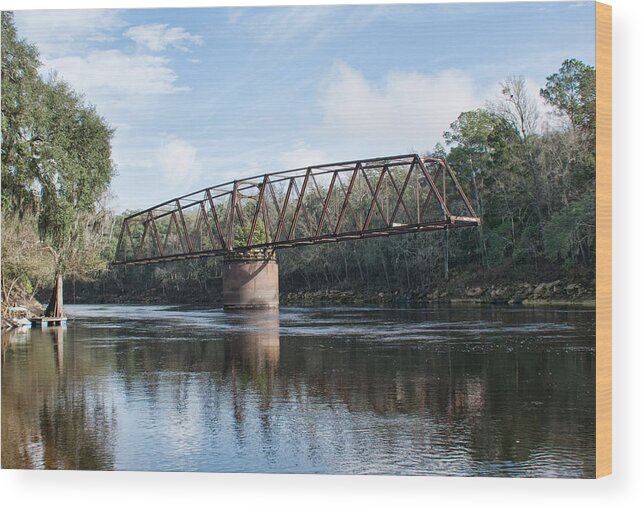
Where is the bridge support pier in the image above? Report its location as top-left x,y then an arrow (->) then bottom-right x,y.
222,251 -> 279,310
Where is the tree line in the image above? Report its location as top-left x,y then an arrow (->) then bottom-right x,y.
1,11 -> 596,308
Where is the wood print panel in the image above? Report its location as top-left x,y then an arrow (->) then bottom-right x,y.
596,1 -> 612,478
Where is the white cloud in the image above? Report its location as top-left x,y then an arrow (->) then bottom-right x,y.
158,136 -> 203,192
278,143 -> 327,170
44,50 -> 188,97
319,62 -> 483,154
125,23 -> 202,52
14,9 -> 125,57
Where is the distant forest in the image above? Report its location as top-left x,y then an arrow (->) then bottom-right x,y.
1,11 -> 596,308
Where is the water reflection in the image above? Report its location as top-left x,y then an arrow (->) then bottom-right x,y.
2,326 -> 116,469
52,326 -> 64,371
1,305 -> 596,476
227,310 -> 280,370
225,311 -> 280,447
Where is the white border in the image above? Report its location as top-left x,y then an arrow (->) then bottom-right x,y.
0,1 -> 640,509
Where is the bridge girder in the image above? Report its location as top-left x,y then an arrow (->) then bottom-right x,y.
114,154 -> 480,265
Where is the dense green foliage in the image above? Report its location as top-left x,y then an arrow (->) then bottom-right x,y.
1,13 -> 115,310
541,58 -> 596,136
234,219 -> 268,248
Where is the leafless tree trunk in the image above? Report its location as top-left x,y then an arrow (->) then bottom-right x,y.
45,272 -> 64,317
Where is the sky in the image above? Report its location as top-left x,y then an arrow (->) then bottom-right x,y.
13,2 -> 596,212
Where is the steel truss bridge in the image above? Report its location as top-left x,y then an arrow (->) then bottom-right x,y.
114,154 -> 480,265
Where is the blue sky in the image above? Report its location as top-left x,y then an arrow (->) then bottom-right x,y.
13,2 -> 596,212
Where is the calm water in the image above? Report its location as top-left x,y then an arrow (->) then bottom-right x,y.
1,304 -> 596,477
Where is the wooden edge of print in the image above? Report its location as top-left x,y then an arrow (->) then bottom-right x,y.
596,1 -> 612,479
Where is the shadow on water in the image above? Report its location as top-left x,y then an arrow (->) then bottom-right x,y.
1,304 -> 596,476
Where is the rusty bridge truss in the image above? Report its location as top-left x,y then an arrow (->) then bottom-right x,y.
114,154 -> 480,264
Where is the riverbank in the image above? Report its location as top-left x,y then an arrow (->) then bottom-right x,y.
38,257 -> 595,309
279,263 -> 595,307
1,291 -> 45,330
64,277 -> 594,308
282,280 -> 595,307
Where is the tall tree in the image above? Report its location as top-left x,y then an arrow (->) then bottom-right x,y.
493,76 -> 547,253
1,12 -> 115,316
1,12 -> 42,215
540,58 -> 596,136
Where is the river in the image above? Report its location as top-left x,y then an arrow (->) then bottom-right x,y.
1,304 -> 596,477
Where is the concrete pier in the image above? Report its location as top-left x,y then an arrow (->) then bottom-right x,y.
222,251 -> 279,309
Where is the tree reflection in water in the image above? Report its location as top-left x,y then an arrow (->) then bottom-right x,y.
2,326 -> 116,470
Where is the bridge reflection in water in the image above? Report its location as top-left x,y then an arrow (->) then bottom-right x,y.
1,305 -> 596,476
